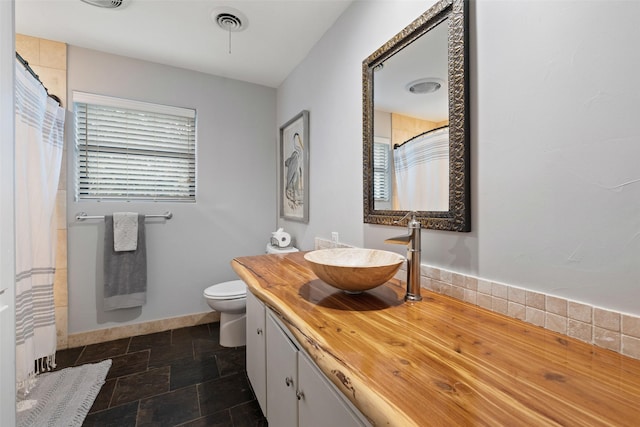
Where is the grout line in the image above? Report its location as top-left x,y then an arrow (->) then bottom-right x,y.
195,383 -> 203,419
74,346 -> 86,366
107,377 -> 117,410
134,400 -> 140,427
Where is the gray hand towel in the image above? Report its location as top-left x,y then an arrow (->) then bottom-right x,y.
104,214 -> 147,310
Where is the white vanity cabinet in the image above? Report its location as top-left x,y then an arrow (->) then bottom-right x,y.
266,312 -> 299,427
296,348 -> 369,427
246,291 -> 267,416
247,292 -> 370,427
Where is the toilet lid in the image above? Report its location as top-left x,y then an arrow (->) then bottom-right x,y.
204,280 -> 247,299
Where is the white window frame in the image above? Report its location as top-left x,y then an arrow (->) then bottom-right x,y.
73,91 -> 196,202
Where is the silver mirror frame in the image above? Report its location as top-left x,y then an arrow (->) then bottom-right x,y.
363,0 -> 470,231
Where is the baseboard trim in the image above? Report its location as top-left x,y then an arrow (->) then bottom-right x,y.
66,311 -> 221,349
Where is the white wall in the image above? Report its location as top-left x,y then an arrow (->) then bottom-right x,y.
67,47 -> 277,334
278,0 -> 640,315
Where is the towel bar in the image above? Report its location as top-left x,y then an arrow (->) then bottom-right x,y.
75,212 -> 173,221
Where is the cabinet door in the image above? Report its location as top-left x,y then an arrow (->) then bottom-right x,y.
246,292 -> 267,416
266,313 -> 299,427
298,352 -> 369,427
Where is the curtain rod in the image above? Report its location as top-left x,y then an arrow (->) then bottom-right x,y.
393,124 -> 449,149
15,52 -> 61,105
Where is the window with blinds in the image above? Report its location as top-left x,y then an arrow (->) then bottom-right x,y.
74,92 -> 196,201
373,141 -> 390,202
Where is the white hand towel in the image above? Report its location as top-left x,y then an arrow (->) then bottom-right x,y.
113,212 -> 139,252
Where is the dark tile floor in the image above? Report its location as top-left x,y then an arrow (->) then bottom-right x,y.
54,322 -> 268,427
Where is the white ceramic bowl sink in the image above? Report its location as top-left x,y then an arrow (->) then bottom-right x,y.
304,248 -> 405,293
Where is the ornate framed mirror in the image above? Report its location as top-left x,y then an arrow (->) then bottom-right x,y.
363,0 -> 470,231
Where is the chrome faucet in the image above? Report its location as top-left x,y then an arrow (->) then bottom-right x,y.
384,212 -> 422,302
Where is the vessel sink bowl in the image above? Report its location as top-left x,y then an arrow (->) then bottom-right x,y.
304,248 -> 405,293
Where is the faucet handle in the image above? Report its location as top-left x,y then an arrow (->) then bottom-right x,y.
393,211 -> 413,224
394,211 -> 419,227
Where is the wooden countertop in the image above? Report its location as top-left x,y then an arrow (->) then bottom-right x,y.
232,252 -> 640,426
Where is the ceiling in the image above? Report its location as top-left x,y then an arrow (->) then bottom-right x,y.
15,0 -> 352,88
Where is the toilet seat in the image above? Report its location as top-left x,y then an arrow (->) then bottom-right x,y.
204,280 -> 247,300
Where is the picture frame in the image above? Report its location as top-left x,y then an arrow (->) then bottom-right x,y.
279,110 -> 309,223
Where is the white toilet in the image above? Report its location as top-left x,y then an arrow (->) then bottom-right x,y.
203,244 -> 299,347
204,280 -> 248,347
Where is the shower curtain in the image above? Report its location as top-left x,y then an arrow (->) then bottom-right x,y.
393,126 -> 449,212
14,58 -> 65,395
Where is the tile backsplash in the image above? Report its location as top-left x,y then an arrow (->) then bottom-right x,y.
314,237 -> 640,361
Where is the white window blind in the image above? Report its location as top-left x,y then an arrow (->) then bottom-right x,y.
373,141 -> 390,202
74,92 -> 196,201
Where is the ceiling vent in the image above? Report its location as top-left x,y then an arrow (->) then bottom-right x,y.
211,7 -> 249,54
211,8 -> 248,33
80,0 -> 123,9
215,13 -> 245,32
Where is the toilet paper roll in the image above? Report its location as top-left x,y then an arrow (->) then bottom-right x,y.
274,232 -> 291,247
271,227 -> 292,248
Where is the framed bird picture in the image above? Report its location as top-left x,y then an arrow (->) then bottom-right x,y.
279,110 -> 309,223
